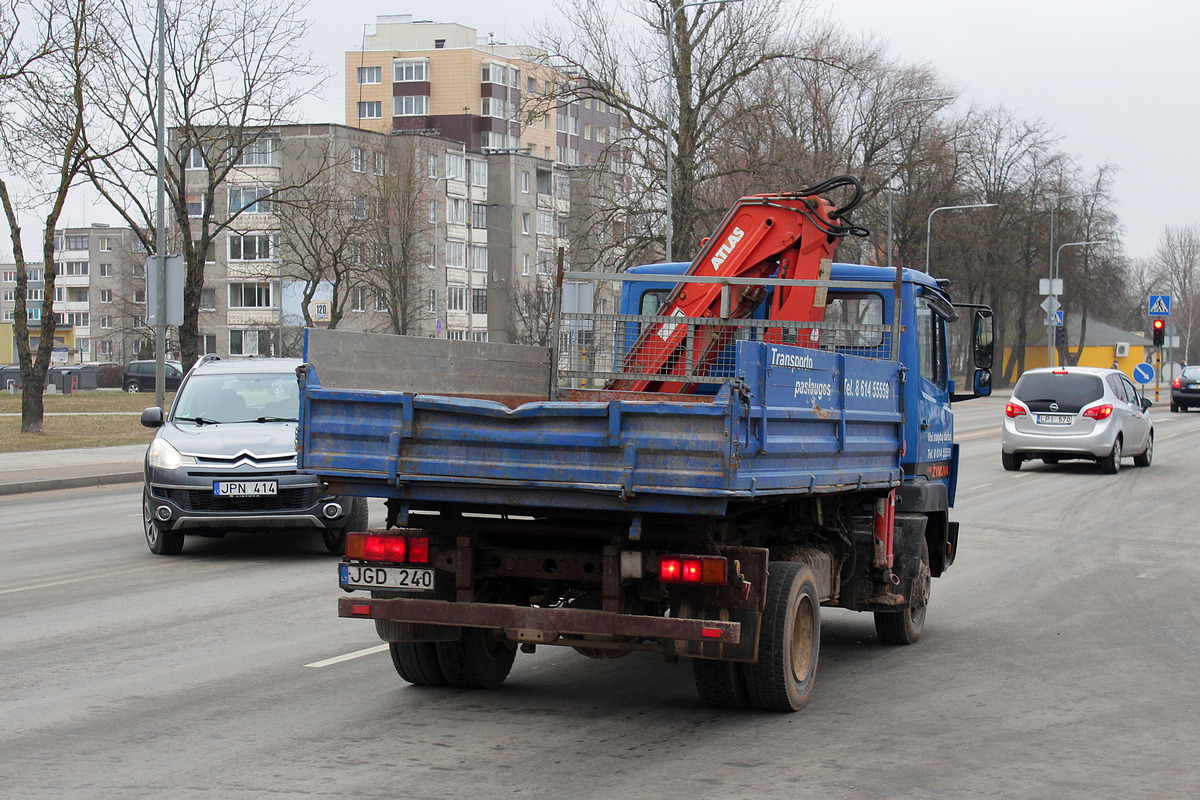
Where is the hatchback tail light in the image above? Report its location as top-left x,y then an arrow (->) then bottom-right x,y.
1082,404 -> 1114,420
1005,402 -> 1027,418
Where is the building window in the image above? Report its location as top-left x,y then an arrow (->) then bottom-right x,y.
202,334 -> 217,354
393,58 -> 428,82
428,289 -> 436,313
522,254 -> 530,276
471,203 -> 487,229
193,241 -> 216,264
358,101 -> 382,119
447,329 -> 465,341
374,290 -> 389,313
98,288 -> 112,303
521,213 -> 531,235
447,198 -> 467,226
357,65 -> 382,84
99,339 -> 113,356
538,210 -> 555,236
234,137 -> 277,167
99,263 -> 111,277
470,159 -> 487,187
228,234 -> 274,261
186,146 -> 207,170
230,328 -> 268,356
228,185 -> 272,215
58,234 -> 88,250
393,94 -> 428,117
350,287 -> 365,312
79,337 -> 92,354
447,286 -> 466,312
71,288 -> 88,303
481,97 -> 507,119
186,194 -> 206,217
537,250 -> 555,275
471,288 -> 487,315
351,148 -> 365,173
200,288 -> 216,310
470,245 -> 487,272
99,315 -> 112,329
60,261 -> 89,276
521,171 -> 530,193
98,237 -> 111,252
228,282 -> 274,309
445,241 -> 466,268
446,151 -> 466,181
374,152 -> 386,176
134,289 -> 146,304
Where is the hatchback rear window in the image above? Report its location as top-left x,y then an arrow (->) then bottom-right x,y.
1012,372 -> 1104,413
1182,367 -> 1200,380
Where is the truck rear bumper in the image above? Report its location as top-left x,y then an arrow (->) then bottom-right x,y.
339,596 -> 742,647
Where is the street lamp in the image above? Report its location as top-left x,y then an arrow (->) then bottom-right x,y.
924,202 -> 998,273
1046,191 -> 1102,366
1049,240 -> 1105,367
886,95 -> 952,269
664,0 -> 743,260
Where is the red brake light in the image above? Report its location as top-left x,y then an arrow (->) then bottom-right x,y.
659,555 -> 727,585
1005,402 -> 1026,418
1173,377 -> 1182,389
1083,404 -> 1113,420
408,537 -> 429,564
660,558 -> 681,582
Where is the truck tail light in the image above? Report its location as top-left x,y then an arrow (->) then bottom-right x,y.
1082,404 -> 1113,420
658,555 -> 727,585
1005,402 -> 1026,418
346,533 -> 430,564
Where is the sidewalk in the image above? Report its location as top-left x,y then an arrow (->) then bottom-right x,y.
0,444 -> 145,497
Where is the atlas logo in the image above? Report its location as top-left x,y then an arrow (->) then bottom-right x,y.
710,226 -> 745,272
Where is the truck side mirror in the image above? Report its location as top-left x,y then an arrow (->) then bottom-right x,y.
974,369 -> 992,397
974,310 -> 994,370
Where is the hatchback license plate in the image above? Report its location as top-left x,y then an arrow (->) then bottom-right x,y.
339,564 -> 435,591
213,480 -> 278,497
1036,414 -> 1073,425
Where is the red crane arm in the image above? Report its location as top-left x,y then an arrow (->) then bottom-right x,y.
610,184 -> 860,394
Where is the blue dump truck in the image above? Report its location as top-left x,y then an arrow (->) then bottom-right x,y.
297,186 -> 995,711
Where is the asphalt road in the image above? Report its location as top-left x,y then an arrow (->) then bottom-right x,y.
2,396 -> 1198,799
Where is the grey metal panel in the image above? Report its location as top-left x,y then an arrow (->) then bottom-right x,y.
306,329 -> 552,397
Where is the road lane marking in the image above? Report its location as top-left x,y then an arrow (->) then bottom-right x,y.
967,483 -> 992,491
304,644 -> 388,668
1010,472 -> 1030,479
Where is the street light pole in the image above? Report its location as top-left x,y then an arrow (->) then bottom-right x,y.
664,0 -> 742,261
1046,191 -> 1102,366
924,202 -> 998,274
886,95 -> 952,269
1050,240 -> 1105,367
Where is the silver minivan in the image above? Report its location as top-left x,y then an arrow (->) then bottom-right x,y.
1001,367 -> 1153,473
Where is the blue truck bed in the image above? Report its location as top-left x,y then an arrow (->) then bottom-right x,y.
299,332 -> 903,517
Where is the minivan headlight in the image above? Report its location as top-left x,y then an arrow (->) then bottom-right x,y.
148,438 -> 196,470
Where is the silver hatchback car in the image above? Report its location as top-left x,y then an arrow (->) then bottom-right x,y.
1001,366 -> 1153,473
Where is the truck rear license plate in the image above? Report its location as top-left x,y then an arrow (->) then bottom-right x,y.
214,480 -> 278,496
339,564 -> 435,591
1036,414 -> 1073,425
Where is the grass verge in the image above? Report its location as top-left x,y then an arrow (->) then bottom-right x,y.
0,390 -> 170,453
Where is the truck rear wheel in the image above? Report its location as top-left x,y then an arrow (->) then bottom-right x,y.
436,628 -> 516,689
874,537 -> 930,645
389,641 -> 448,686
744,561 -> 820,712
692,659 -> 750,709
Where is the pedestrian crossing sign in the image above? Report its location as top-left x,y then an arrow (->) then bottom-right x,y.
1149,295 -> 1171,316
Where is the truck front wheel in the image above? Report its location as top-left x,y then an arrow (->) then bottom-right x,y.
389,641 -> 448,686
436,628 -> 516,689
744,561 -> 820,712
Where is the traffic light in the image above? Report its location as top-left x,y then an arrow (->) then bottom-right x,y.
1152,318 -> 1165,347
1054,327 -> 1066,347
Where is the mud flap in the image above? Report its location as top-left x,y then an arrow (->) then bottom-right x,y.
668,603 -> 761,663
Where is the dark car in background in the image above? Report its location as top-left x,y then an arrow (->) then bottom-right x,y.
1170,366 -> 1200,412
139,355 -> 368,555
123,359 -> 184,393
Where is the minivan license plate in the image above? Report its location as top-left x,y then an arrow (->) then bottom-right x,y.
1036,414 -> 1073,425
213,480 -> 278,496
340,564 -> 435,591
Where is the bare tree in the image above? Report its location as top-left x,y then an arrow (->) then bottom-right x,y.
537,0 -> 822,261
83,0 -> 324,370
1153,224 -> 1200,363
0,0 -> 108,433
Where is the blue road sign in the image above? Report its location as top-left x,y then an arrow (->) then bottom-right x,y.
1149,295 -> 1171,316
1052,310 -> 1064,327
1133,363 -> 1154,384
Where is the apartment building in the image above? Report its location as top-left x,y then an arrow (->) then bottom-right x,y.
1,225 -> 152,364
345,15 -> 623,168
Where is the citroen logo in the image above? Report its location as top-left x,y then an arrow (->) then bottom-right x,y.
1050,402 -> 1060,411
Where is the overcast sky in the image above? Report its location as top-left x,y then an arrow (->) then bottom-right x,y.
51,0 -> 1196,265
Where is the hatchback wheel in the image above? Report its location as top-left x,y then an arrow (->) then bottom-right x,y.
1099,437 -> 1122,475
1170,403 -> 1179,413
1134,434 -> 1153,467
1001,451 -> 1021,471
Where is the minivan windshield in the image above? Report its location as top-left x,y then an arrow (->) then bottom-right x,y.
1013,372 -> 1104,413
172,373 -> 299,424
